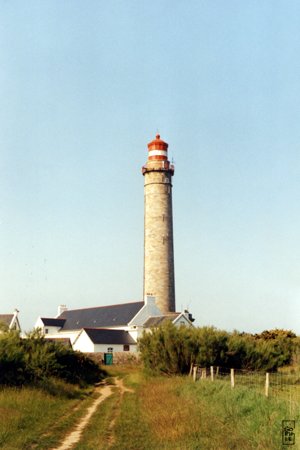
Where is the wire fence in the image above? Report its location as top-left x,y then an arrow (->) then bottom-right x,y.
191,365 -> 300,415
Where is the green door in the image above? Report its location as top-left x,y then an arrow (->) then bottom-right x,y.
104,353 -> 113,365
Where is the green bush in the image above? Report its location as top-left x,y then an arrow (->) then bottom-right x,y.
138,324 -> 298,375
0,330 -> 29,385
0,329 -> 105,388
138,324 -> 229,375
194,326 -> 228,367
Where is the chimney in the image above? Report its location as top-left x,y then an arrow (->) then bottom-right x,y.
184,309 -> 195,323
57,305 -> 67,317
144,294 -> 156,305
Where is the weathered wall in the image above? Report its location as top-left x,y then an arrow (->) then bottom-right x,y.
89,352 -> 140,366
144,169 -> 175,313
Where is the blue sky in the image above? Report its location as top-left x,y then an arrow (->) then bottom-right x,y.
1,1 -> 300,333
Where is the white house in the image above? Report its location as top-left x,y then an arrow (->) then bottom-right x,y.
73,328 -> 137,353
34,296 -> 194,353
143,311 -> 195,329
0,309 -> 21,332
34,317 -> 67,336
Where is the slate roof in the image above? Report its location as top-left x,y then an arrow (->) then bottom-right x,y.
40,318 -> 66,327
83,328 -> 136,345
143,314 -> 180,328
57,301 -> 144,330
0,314 -> 13,327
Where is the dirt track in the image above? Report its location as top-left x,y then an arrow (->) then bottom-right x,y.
54,378 -> 131,450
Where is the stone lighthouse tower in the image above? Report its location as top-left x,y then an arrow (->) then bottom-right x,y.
142,134 -> 175,313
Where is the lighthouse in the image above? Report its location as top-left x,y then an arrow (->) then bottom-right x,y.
142,134 -> 175,313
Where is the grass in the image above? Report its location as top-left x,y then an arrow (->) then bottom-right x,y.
181,380 -> 297,449
1,366 -> 299,449
0,380 -> 96,449
217,369 -> 300,416
74,366 -> 151,450
108,367 -> 300,450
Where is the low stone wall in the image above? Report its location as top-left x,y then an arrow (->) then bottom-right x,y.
89,352 -> 140,366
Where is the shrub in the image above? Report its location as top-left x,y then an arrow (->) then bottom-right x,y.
139,323 -> 195,374
139,324 -> 230,375
194,327 -> 228,367
138,324 -> 298,375
0,330 -> 29,385
0,329 -> 105,388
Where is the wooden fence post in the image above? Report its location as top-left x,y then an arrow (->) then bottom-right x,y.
210,366 -> 214,381
230,368 -> 235,389
193,365 -> 197,382
265,372 -> 269,397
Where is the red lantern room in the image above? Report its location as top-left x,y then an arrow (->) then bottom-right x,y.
147,134 -> 168,161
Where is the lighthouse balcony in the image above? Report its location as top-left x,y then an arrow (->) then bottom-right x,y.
142,163 -> 174,176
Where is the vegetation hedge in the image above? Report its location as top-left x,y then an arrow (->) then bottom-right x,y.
138,323 -> 299,375
0,328 -> 105,387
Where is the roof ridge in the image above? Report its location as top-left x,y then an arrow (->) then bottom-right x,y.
41,317 -> 65,320
148,313 -> 179,318
83,327 -> 129,331
60,301 -> 144,314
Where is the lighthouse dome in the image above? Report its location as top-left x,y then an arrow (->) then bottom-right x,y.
147,134 -> 168,151
147,134 -> 168,161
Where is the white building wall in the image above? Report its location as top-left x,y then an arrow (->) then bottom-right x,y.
34,318 -> 45,330
173,313 -> 194,328
93,343 -> 137,353
10,310 -> 21,331
72,331 -> 138,353
45,326 -> 62,334
44,330 -> 80,344
128,326 -> 144,341
72,331 -> 94,352
128,296 -> 162,327
34,318 -> 63,335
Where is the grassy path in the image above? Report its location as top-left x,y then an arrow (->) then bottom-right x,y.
54,377 -> 133,450
1,367 -> 299,449
54,382 -> 113,450
75,366 -> 300,450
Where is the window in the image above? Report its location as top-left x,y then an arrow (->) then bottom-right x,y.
45,328 -> 48,334
107,347 -> 113,353
123,345 -> 130,352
